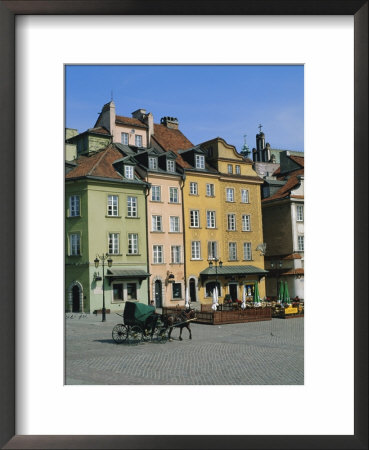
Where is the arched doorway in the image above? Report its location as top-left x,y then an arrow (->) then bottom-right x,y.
154,279 -> 162,308
72,285 -> 80,312
189,278 -> 196,302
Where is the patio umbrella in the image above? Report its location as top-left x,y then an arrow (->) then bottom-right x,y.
211,286 -> 219,311
254,282 -> 261,306
278,281 -> 284,303
241,285 -> 246,309
283,281 -> 290,305
185,287 -> 190,309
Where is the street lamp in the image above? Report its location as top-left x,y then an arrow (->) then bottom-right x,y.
94,253 -> 113,322
270,260 -> 282,299
208,258 -> 223,298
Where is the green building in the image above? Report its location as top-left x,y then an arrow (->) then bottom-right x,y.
65,143 -> 149,313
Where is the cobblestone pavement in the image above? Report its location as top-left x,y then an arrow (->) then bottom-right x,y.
65,312 -> 304,385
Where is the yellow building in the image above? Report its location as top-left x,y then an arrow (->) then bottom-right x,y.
179,139 -> 267,305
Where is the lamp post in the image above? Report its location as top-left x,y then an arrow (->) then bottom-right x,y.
94,253 -> 113,322
208,257 -> 223,298
270,260 -> 282,299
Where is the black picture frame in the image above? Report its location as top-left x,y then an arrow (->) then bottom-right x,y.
0,1 -> 367,449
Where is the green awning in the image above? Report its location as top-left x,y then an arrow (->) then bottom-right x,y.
200,265 -> 268,277
105,269 -> 150,280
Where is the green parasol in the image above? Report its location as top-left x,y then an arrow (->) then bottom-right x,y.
253,282 -> 261,303
283,281 -> 290,304
278,281 -> 284,302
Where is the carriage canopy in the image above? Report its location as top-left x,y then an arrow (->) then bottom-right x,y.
123,301 -> 155,327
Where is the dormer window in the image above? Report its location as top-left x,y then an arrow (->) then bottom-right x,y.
167,159 -> 175,172
195,154 -> 205,169
135,135 -> 143,147
148,157 -> 158,170
124,165 -> 134,179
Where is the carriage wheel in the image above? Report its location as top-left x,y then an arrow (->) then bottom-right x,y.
154,327 -> 168,344
112,324 -> 127,344
127,325 -> 143,345
142,328 -> 153,342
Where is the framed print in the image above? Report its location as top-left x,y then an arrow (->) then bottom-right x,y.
1,1 -> 367,449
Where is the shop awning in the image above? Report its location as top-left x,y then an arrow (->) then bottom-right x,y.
105,269 -> 151,280
200,265 -> 268,278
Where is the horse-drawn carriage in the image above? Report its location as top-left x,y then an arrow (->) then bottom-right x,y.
112,301 -> 196,344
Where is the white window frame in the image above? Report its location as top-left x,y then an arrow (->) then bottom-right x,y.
242,214 -> 251,231
135,134 -> 143,147
107,195 -> 118,217
226,188 -> 234,202
297,205 -> 304,221
229,242 -> 237,261
207,241 -> 218,260
169,187 -> 179,203
69,195 -> 80,217
191,241 -> 201,260
108,233 -> 120,255
190,210 -> 200,228
235,165 -> 241,174
148,157 -> 158,170
189,182 -> 198,195
206,183 -> 215,197
243,242 -> 252,260
112,282 -> 124,302
153,245 -> 164,264
206,210 -> 216,228
227,164 -> 233,174
167,159 -> 175,172
127,196 -> 137,217
298,235 -> 304,251
227,213 -> 236,231
121,132 -> 129,145
171,245 -> 181,264
195,154 -> 205,169
241,189 -> 249,203
128,233 -> 138,254
152,215 -> 162,232
124,165 -> 134,179
69,233 -> 81,255
169,216 -> 180,232
151,185 -> 161,202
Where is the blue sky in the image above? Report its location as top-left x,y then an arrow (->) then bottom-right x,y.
65,65 -> 304,152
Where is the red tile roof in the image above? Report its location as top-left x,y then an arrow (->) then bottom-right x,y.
115,115 -> 147,128
263,172 -> 304,202
88,126 -> 111,135
65,145 -> 124,180
282,268 -> 304,276
152,124 -> 194,168
289,155 -> 304,167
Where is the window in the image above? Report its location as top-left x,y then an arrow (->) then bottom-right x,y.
113,283 -> 124,302
124,165 -> 134,179
227,214 -> 236,231
206,183 -> 215,197
190,210 -> 200,227
109,233 -> 119,254
227,164 -> 233,174
151,185 -> 161,202
243,242 -> 252,260
191,241 -> 201,260
298,236 -> 304,251
195,154 -> 205,169
121,132 -> 128,145
127,283 -> 137,300
148,157 -> 158,170
127,196 -> 137,217
190,182 -> 198,195
169,187 -> 179,203
205,281 -> 221,297
207,241 -> 218,260
169,216 -> 180,232
135,135 -> 142,147
152,215 -> 162,232
171,246 -> 181,263
241,189 -> 249,203
167,159 -> 175,172
206,211 -> 216,228
226,188 -> 234,202
172,283 -> 182,299
242,214 -> 251,231
153,245 -> 164,263
70,233 -> 80,255
235,165 -> 241,174
229,242 -> 237,260
297,205 -> 304,221
128,233 -> 138,254
69,195 -> 80,217
107,195 -> 118,216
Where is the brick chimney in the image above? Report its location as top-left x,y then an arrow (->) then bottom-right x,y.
160,116 -> 179,130
132,109 -> 154,146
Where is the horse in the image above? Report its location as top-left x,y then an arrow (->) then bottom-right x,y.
164,307 -> 196,341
